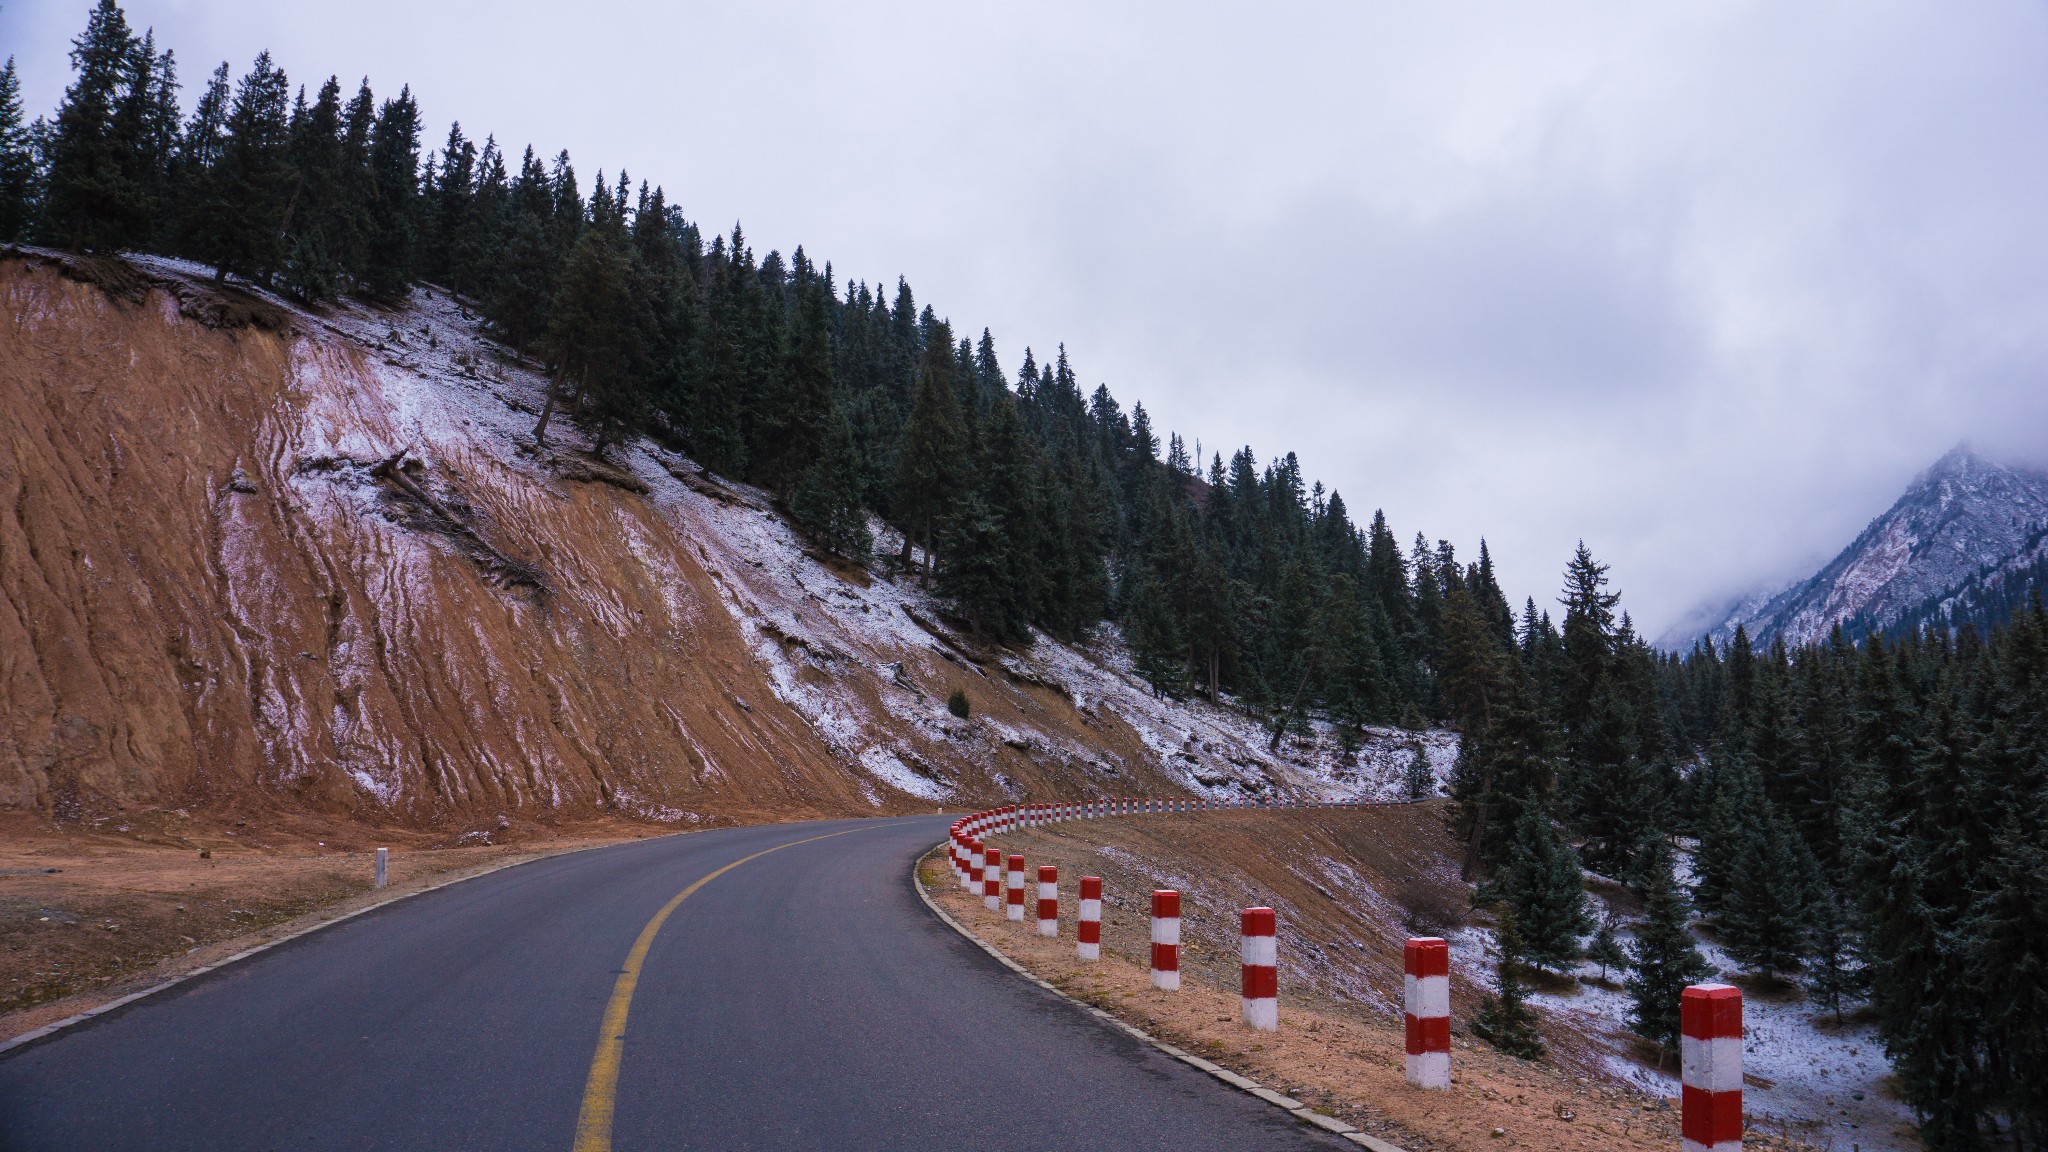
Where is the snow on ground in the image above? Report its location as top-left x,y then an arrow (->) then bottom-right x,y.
1450,874 -> 1922,1152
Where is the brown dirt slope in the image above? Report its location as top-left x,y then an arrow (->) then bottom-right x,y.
1,249 -> 893,827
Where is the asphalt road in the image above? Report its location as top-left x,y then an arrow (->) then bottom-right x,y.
0,816 -> 1350,1151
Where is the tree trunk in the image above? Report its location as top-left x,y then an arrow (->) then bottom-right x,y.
1463,759 -> 1496,883
533,368 -> 565,445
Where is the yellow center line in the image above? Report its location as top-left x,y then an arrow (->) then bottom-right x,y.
570,821 -> 905,1152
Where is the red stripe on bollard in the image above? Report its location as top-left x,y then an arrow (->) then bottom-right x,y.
1037,865 -> 1058,937
1077,876 -> 1103,960
1006,854 -> 1026,921
1151,890 -> 1182,990
1404,937 -> 1451,1088
1241,906 -> 1278,1030
1681,983 -> 1743,1152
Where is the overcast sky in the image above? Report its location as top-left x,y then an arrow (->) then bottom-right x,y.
9,0 -> 2048,637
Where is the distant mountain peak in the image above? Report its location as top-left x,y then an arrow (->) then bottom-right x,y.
1665,445 -> 2048,650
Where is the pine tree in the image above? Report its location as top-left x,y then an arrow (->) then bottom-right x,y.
1482,807 -> 1591,972
39,0 -> 147,250
1403,743 -> 1435,801
1720,796 -> 1824,977
789,404 -> 871,562
279,76 -> 347,299
535,225 -> 651,448
893,323 -> 963,580
1558,543 -> 1620,747
362,85 -> 420,301
1126,562 -> 1189,696
1624,845 -> 1711,1060
0,58 -> 35,240
1803,888 -> 1866,1024
190,52 -> 292,283
1587,911 -> 1627,981
1470,913 -> 1546,1060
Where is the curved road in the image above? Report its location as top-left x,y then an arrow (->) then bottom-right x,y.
0,816 -> 1348,1151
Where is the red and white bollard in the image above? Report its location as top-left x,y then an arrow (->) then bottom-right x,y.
1241,907 -> 1278,1031
983,844 -> 1002,911
1682,983 -> 1743,1152
1404,937 -> 1451,1089
1077,876 -> 1103,960
1006,854 -> 1026,921
1037,865 -> 1059,937
1151,890 -> 1181,990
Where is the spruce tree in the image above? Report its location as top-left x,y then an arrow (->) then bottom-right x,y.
1482,807 -> 1591,972
1586,910 -> 1627,981
280,75 -> 348,299
1470,913 -> 1546,1060
488,146 -> 556,352
1803,888 -> 1866,1024
893,324 -> 963,580
191,52 -> 292,283
1402,743 -> 1434,801
40,0 -> 147,250
362,85 -> 420,301
535,225 -> 651,448
0,58 -> 34,240
789,404 -> 871,562
1720,797 -> 1823,977
1624,845 -> 1711,1060
1126,562 -> 1189,697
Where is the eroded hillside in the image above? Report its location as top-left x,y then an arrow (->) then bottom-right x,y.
1,249 -> 1449,832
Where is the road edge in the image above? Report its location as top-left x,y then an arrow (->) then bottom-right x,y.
912,843 -> 1406,1152
0,834 -> 653,1060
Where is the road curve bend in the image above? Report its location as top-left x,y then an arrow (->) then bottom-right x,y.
0,816 -> 1349,1151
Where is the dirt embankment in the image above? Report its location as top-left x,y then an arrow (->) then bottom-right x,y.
924,807 -> 1819,1152
0,250 -> 906,829
0,807 -> 656,1038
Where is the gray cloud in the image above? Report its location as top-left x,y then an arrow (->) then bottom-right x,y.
9,0 -> 2048,633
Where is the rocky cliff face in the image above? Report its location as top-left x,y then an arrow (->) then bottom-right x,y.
0,250 -> 1447,829
1676,446 -> 2048,650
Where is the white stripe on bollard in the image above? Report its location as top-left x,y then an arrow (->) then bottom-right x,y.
1006,854 -> 1026,921
1404,937 -> 1451,1088
1077,876 -> 1103,960
1682,983 -> 1743,1152
1151,890 -> 1182,991
1037,865 -> 1059,937
1241,907 -> 1278,1031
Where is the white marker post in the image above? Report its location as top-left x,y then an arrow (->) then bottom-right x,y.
375,847 -> 389,889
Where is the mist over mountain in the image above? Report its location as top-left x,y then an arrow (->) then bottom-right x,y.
1664,445 -> 2048,650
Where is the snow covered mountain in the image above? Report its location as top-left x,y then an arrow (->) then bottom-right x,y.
1668,446 -> 2048,650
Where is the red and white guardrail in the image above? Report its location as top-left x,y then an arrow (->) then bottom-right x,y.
941,792 -> 1747,1147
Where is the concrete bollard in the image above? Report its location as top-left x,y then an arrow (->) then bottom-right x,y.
1404,937 -> 1451,1088
983,844 -> 1002,911
1006,854 -> 1026,921
375,847 -> 389,889
1077,876 -> 1103,960
1037,865 -> 1059,937
1682,983 -> 1743,1152
1150,890 -> 1182,990
1241,907 -> 1278,1030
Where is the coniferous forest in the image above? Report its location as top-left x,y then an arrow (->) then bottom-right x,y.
4,5 -> 2045,1146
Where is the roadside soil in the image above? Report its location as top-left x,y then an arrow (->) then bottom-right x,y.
921,807 -> 1819,1152
0,808 -> 688,1042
